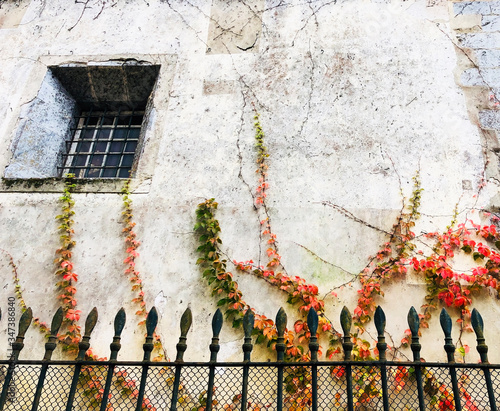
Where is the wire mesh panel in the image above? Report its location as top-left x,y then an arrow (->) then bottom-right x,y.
2,361 -> 500,410
2,364 -> 40,410
454,367 -> 490,410
174,365 -> 211,410
141,365 -> 176,410
211,366 -> 243,409
318,365 -> 345,409
37,364 -> 74,410
491,368 -> 500,409
70,364 -> 108,410
245,366 -> 277,410
107,365 -> 144,410
423,366 -> 455,411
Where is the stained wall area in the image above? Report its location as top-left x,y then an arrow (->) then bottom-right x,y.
0,0 -> 498,364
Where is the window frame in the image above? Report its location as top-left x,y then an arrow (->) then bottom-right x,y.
1,54 -> 177,193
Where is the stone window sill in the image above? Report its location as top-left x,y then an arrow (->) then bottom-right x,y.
0,177 -> 149,194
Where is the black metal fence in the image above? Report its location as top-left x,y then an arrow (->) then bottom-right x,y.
0,305 -> 499,411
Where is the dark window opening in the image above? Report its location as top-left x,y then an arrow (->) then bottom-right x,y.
59,109 -> 144,178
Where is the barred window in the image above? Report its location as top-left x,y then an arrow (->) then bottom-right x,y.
60,109 -> 144,178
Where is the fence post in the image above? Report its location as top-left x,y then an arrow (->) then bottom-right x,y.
206,309 -> 223,411
31,307 -> 63,411
471,308 -> 496,411
440,308 -> 462,411
307,308 -> 319,411
99,308 -> 126,411
275,307 -> 287,411
65,307 -> 98,411
240,309 -> 254,411
170,307 -> 192,411
375,306 -> 389,411
407,307 -> 425,411
135,307 -> 158,411
0,307 -> 32,411
340,306 -> 354,411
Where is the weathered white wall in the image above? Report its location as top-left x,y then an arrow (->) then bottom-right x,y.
0,0 -> 498,364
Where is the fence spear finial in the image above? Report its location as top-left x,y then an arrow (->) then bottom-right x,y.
440,308 -> 455,363
340,306 -> 353,361
175,307 -> 192,362
209,309 -> 223,363
242,309 -> 255,362
276,307 -> 287,362
76,307 -> 98,360
375,306 -> 387,362
471,308 -> 489,364
307,308 -> 319,362
110,308 -> 126,361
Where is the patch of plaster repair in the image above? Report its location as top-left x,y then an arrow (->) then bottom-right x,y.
0,0 -> 30,29
206,0 -> 263,54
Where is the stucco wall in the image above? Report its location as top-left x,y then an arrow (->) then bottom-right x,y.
0,0 -> 498,365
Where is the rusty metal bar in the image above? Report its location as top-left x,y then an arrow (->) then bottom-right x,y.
375,306 -> 389,411
206,309 -> 222,411
241,309 -> 254,411
31,308 -> 63,411
307,308 -> 319,411
471,308 -> 497,411
65,307 -> 98,411
340,306 -> 354,411
275,307 -> 287,411
440,309 -> 462,411
99,308 -> 126,411
135,307 -> 158,411
408,306 -> 425,411
170,307 -> 192,411
0,308 -> 32,411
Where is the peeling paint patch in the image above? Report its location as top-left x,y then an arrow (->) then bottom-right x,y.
203,80 -> 237,95
0,0 -> 31,29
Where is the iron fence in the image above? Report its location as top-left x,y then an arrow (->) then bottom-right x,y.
0,304 -> 499,411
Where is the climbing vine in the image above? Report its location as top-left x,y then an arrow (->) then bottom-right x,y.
121,178 -> 165,361
194,108 -> 500,410
53,174 -> 82,353
3,107 -> 500,410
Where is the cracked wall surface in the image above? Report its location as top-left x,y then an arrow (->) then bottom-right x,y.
451,0 -> 500,199
0,0 -> 498,363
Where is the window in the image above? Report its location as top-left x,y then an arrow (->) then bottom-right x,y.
5,62 -> 160,180
61,109 -> 144,178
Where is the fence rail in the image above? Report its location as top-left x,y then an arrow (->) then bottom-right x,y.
0,305 -> 498,411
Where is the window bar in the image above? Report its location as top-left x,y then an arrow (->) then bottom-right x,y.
275,308 -> 287,411
64,308 -> 98,411
0,308 -> 32,411
85,110 -> 106,178
135,307 -> 158,411
307,308 -> 319,411
71,106 -> 95,177
408,307 -> 425,411
340,306 -> 354,411
205,309 -> 223,411
99,308 -> 126,411
118,110 -> 135,178
30,308 -> 63,411
240,310 -> 254,411
63,109 -> 90,176
440,309 -> 463,411
170,308 -> 192,411
471,309 -> 497,411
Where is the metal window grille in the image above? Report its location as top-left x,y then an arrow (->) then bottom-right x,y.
59,109 -> 144,178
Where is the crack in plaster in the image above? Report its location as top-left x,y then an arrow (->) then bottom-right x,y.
291,0 -> 337,47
